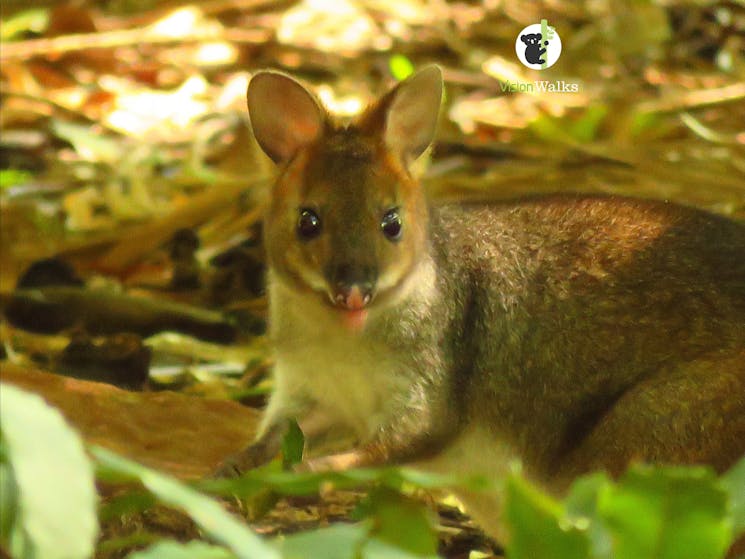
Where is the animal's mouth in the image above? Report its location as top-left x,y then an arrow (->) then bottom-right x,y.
325,285 -> 374,332
327,285 -> 372,310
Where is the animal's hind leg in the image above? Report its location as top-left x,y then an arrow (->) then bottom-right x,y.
550,351 -> 745,490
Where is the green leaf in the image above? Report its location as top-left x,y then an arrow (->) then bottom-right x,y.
721,457 -> 745,536
0,169 -> 33,190
277,522 -> 369,559
282,419 -> 305,468
568,105 -> 609,143
128,540 -> 236,559
201,464 -> 484,505
599,465 -> 731,559
360,487 -> 438,557
390,55 -> 415,81
630,110 -> 661,137
505,473 -> 589,559
0,382 -> 99,559
363,537 -> 438,559
51,120 -> 122,163
0,462 -> 17,543
91,447 -> 280,559
565,473 -> 613,559
98,490 -> 158,522
0,8 -> 49,41
529,114 -> 577,145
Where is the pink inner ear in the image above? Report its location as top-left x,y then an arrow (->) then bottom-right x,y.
294,118 -> 322,142
382,67 -> 442,161
248,72 -> 324,163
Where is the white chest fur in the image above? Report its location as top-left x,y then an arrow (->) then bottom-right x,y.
267,280 -> 416,441
275,335 -> 410,439
265,260 -> 439,442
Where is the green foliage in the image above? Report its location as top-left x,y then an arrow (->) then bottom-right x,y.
0,8 -> 49,41
51,120 -> 123,164
278,522 -> 369,559
567,105 -> 609,143
598,466 -> 731,559
511,464 -> 740,559
565,473 -> 614,559
1,387 -> 743,559
722,455 -> 745,535
200,462 -> 466,503
128,540 -> 236,559
278,489 -> 439,559
530,105 -> 609,145
0,463 -> 17,543
359,487 -> 438,557
92,447 -> 280,559
0,383 -> 99,559
282,419 -> 305,468
389,55 -> 415,81
505,473 -> 589,559
0,169 -> 33,190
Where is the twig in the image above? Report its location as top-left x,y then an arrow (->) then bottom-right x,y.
0,91 -> 100,124
0,26 -> 271,61
96,176 -> 269,272
2,287 -> 238,343
635,82 -> 745,114
99,0 -> 295,27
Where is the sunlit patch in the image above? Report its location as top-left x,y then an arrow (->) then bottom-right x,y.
215,73 -> 250,110
194,42 -> 238,66
316,86 -> 364,117
482,56 -> 526,85
449,96 -> 539,134
278,0 -> 390,53
103,76 -> 210,138
148,7 -> 202,39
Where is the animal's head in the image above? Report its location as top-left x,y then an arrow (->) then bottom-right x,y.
247,67 -> 442,329
521,33 -> 541,45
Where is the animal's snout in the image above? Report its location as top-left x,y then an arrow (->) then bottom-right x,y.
331,284 -> 373,309
327,264 -> 376,309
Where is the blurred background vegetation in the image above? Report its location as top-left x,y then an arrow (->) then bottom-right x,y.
1,1 -> 744,558
2,0 -> 744,288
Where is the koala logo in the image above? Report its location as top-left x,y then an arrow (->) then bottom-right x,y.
516,20 -> 562,70
521,33 -> 546,65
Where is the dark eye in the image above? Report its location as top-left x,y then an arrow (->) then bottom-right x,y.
381,208 -> 402,241
297,208 -> 321,240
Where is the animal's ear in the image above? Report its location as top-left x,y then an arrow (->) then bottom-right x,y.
361,65 -> 442,163
247,71 -> 325,163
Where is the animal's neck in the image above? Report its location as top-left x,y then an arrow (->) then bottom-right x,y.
266,251 -> 440,343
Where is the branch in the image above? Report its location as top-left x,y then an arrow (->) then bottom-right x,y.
0,26 -> 271,61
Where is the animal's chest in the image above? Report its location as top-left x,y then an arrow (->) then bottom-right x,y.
276,337 -> 411,439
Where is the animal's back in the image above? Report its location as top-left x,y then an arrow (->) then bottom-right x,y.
432,194 -> 745,486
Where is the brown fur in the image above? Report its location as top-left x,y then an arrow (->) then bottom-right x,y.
217,67 -> 745,547
432,196 -> 745,484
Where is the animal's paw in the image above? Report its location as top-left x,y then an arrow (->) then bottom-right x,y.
212,444 -> 275,478
297,451 -> 363,473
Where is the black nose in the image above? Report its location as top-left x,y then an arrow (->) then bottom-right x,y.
327,264 -> 376,309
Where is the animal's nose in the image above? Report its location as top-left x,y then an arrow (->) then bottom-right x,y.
327,264 -> 376,309
331,283 -> 373,310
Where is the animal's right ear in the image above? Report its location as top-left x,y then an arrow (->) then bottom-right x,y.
247,71 -> 325,163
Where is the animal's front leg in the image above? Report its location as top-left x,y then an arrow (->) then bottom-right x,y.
301,429 -> 456,473
213,400 -> 349,477
214,419 -> 289,477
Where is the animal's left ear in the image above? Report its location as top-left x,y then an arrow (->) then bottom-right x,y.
361,66 -> 443,163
